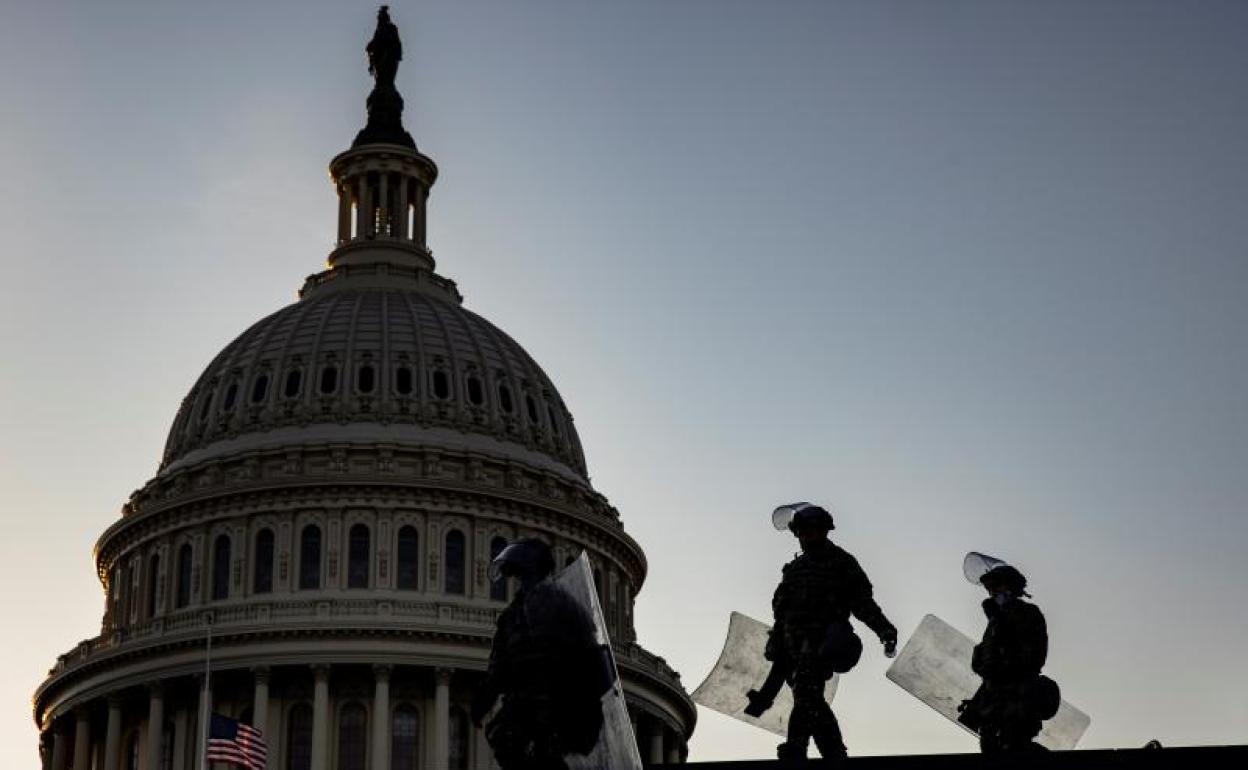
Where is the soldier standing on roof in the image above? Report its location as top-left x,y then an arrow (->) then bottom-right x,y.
752,503 -> 898,762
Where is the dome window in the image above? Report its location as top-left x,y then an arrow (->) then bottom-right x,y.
283,369 -> 303,398
251,374 -> 270,404
432,370 -> 450,400
498,384 -> 514,414
197,391 -> 214,422
222,382 -> 239,412
547,405 -> 561,436
525,395 -> 539,425
489,536 -> 509,602
444,529 -> 466,594
467,376 -> 484,406
396,526 -> 419,590
299,525 -> 322,590
347,524 -> 370,589
145,553 -> 160,620
211,535 -> 231,601
395,366 -> 414,396
175,544 -> 192,609
356,364 -> 376,394
253,529 -> 274,594
319,365 -> 339,395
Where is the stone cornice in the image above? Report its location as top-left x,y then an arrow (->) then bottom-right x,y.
34,599 -> 692,731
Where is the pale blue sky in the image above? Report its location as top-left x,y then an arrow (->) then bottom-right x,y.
2,0 -> 1247,764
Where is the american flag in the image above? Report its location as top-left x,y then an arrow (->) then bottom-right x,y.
206,713 -> 268,770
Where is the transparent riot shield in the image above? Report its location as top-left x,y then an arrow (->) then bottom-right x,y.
553,553 -> 644,770
691,612 -> 838,737
885,614 -> 1091,750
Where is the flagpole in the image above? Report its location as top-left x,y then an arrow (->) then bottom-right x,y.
200,612 -> 213,770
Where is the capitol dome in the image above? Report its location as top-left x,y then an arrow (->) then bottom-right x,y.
160,281 -> 588,482
34,11 -> 693,770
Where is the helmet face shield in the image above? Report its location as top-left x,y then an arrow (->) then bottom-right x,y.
772,502 -> 815,531
962,551 -> 1009,585
489,540 -> 554,585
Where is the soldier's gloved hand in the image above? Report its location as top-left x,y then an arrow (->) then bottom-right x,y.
881,630 -> 898,659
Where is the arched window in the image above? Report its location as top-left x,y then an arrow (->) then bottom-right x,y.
444,530 -> 465,595
394,366 -> 413,396
396,526 -> 419,590
251,374 -> 269,404
283,369 -> 303,398
448,707 -> 470,770
319,365 -> 339,395
390,704 -> 420,770
357,364 -> 376,394
127,561 -> 140,620
176,544 -> 192,608
348,524 -> 370,589
253,529 -> 275,594
489,537 -> 509,602
593,568 -> 605,608
146,553 -> 161,619
337,702 -> 368,770
498,384 -> 514,414
211,535 -> 231,601
286,703 -> 313,770
299,525 -> 322,590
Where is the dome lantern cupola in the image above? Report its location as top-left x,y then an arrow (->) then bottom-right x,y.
324,5 -> 439,275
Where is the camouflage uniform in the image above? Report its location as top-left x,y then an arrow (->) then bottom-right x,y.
475,581 -> 606,769
962,596 -> 1049,753
769,540 -> 897,759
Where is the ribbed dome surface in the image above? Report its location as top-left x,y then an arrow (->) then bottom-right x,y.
161,285 -> 587,479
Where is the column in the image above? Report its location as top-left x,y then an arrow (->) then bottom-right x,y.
103,698 -> 122,770
145,684 -> 165,770
433,668 -> 452,767
396,177 -> 409,240
50,728 -> 69,770
355,177 -> 368,240
666,736 -> 681,765
252,667 -> 271,738
338,184 -> 352,243
311,665 -> 330,770
71,710 -> 91,770
378,173 -> 389,236
647,721 -> 664,765
370,665 -> 391,770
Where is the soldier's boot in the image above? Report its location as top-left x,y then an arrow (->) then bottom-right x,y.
776,740 -> 809,763
813,729 -> 847,760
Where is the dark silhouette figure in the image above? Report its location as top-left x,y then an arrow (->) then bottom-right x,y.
366,5 -> 402,87
472,539 -> 613,769
755,503 -> 898,762
958,563 -> 1060,753
353,5 -> 415,148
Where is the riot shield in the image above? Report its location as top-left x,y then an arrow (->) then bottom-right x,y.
885,614 -> 1091,750
553,553 -> 644,770
691,612 -> 838,737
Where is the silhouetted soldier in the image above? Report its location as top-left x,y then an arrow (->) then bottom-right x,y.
959,555 -> 1060,753
753,503 -> 898,761
471,539 -> 611,769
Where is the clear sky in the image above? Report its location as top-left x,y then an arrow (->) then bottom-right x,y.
2,0 -> 1247,765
